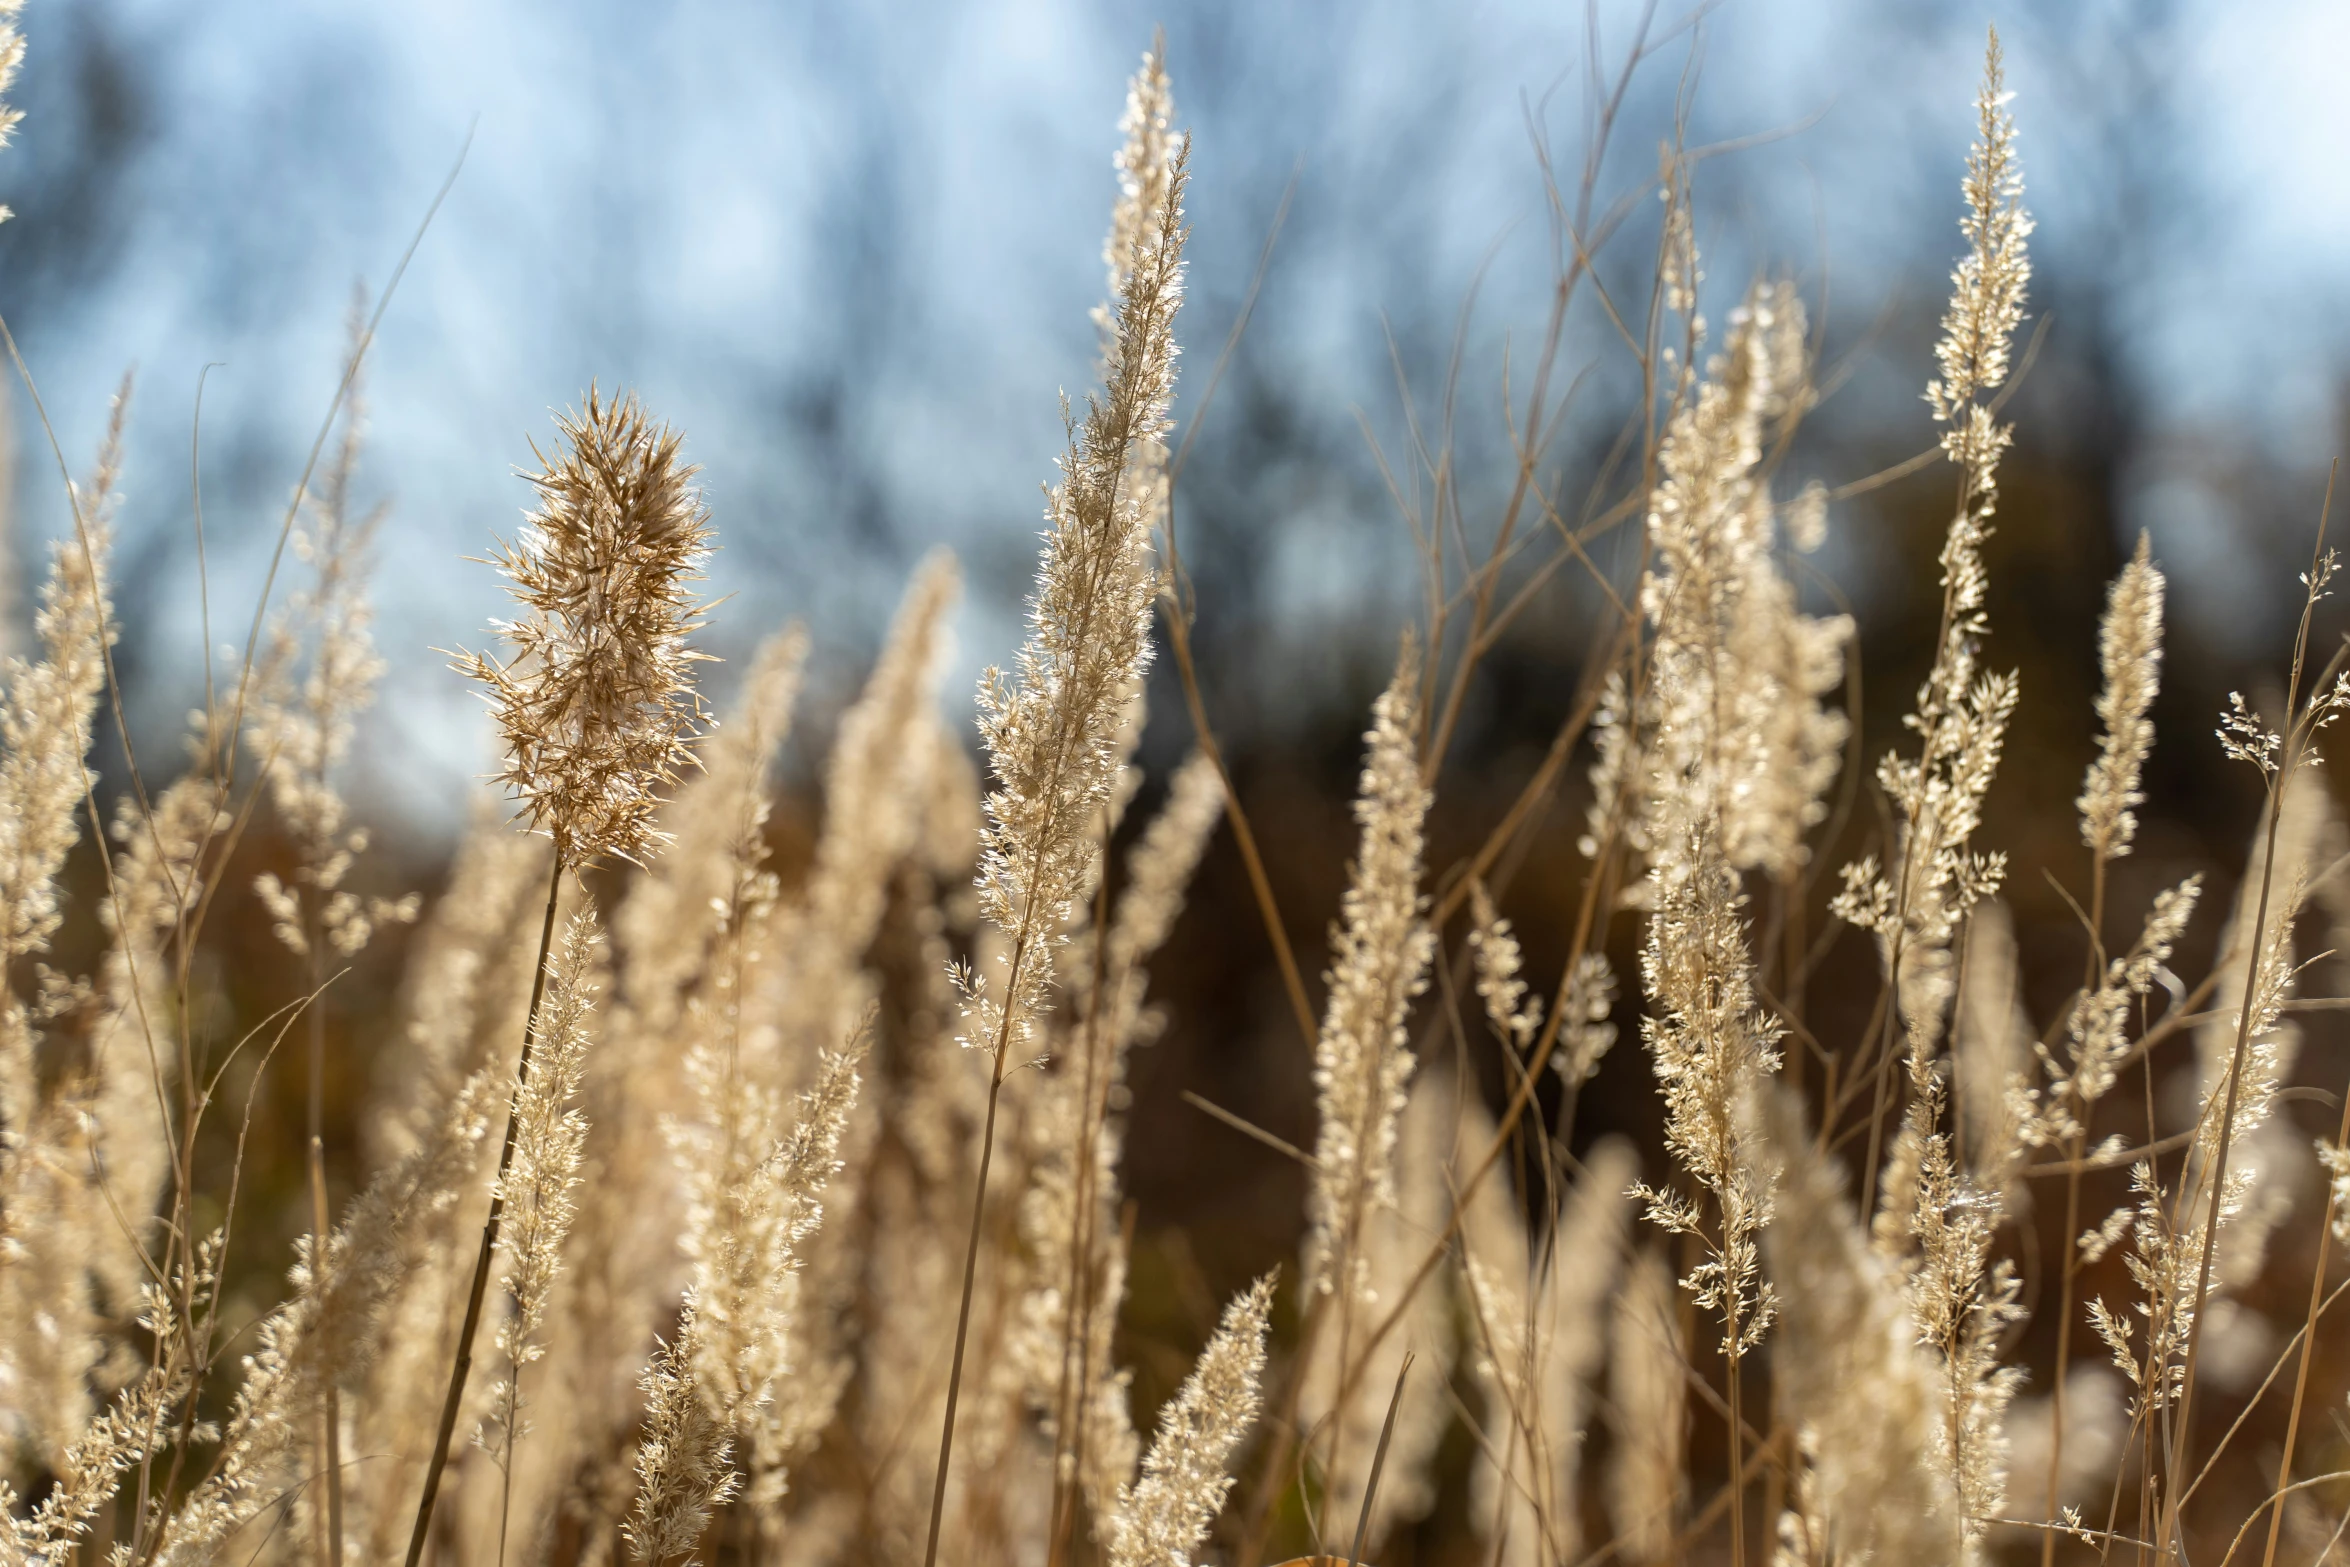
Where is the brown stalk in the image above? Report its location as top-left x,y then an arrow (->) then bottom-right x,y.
926,362 -> 1159,1553
2044,852 -> 2114,1567
1045,839 -> 1118,1567
2159,481 -> 2333,1564
1344,1354 -> 1414,1567
1417,0 -> 1673,786
2042,1118 -> 2090,1567
307,927 -> 344,1567
2256,466 -> 2350,1567
404,855 -> 566,1567
1157,542 -> 1318,1054
1240,46 -> 1680,1561
2180,1275 -> 2350,1511
2216,1473 -> 2350,1567
2255,979 -> 2350,1567
922,932 -> 1025,1567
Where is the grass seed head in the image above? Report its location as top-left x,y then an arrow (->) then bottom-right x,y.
461,386 -> 714,868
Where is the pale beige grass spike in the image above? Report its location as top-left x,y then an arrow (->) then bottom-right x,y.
2190,768 -> 2336,1296
0,395 -> 123,1467
2077,534 -> 2165,862
482,909 -> 605,1495
1754,1089 -> 1963,1567
1831,29 -> 2032,1061
925,59 -> 1191,1557
1305,1061 -> 1455,1550
1607,1248 -> 1688,1566
625,1303 -> 740,1565
1952,898 -> 2033,1196
1303,636 -> 1435,1300
1465,1136 -> 1637,1567
1104,1274 -> 1277,1567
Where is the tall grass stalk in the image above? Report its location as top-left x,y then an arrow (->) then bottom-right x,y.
411,390 -> 714,1563
916,40 -> 1190,1567
2161,484 -> 2343,1563
404,859 -> 563,1567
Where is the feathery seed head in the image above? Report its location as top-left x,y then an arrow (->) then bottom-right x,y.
1755,1090 -> 1965,1567
1611,280 -> 1850,884
1785,479 -> 1829,554
1304,634 -> 1435,1297
1634,830 -> 1780,1354
462,387 -> 714,867
1927,27 -> 2033,491
1107,1273 -> 1276,1567
2079,533 -> 2165,861
1833,43 -> 2031,1004
1953,899 -> 2033,1190
1467,881 -> 1539,1052
965,106 -> 1188,1058
1556,951 -> 1621,1089
1105,36 -> 1175,308
1608,1249 -> 1688,1565
626,1302 -> 741,1563
2040,875 -> 2200,1133
491,908 -> 602,1388
0,423 -> 117,984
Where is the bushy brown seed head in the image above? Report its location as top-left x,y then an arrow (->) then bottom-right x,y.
461,387 -> 713,866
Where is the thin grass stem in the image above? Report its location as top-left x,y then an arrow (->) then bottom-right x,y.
403,855 -> 565,1567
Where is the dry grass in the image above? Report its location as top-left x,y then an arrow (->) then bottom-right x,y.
2,14 -> 2348,1567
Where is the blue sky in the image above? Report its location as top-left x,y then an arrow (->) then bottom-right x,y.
1,0 -> 2344,832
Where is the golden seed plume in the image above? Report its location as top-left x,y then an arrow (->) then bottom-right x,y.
1306,1065 -> 1456,1548
1833,30 -> 2034,1053
962,47 -> 1188,1059
460,387 -> 714,867
1633,828 -> 1780,1355
1104,1274 -> 1276,1567
1755,1090 -> 1964,1567
624,1301 -> 741,1563
1607,1248 -> 1688,1564
2078,533 -> 2165,862
1304,635 -> 1435,1299
1464,1135 -> 1637,1567
483,908 -> 604,1471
